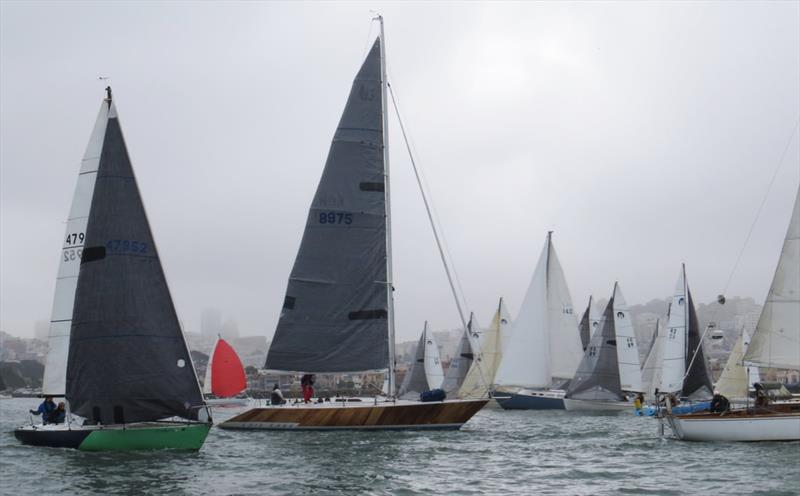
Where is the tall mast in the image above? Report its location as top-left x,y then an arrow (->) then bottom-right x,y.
377,15 -> 397,398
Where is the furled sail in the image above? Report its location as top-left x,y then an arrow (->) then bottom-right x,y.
494,232 -> 582,389
744,186 -> 800,370
398,322 -> 443,399
265,39 -> 389,373
459,298 -> 511,398
716,329 -> 759,399
442,314 -> 477,394
203,337 -> 247,398
65,96 -> 205,424
612,283 -> 643,392
41,102 -> 108,396
565,298 -> 624,402
640,318 -> 664,401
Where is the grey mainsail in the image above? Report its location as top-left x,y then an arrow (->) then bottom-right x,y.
682,289 -> 712,399
397,331 -> 428,398
441,314 -> 477,394
66,97 -> 204,424
565,298 -> 624,401
578,296 -> 593,351
265,39 -> 389,373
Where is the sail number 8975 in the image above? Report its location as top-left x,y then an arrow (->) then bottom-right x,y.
319,212 -> 353,225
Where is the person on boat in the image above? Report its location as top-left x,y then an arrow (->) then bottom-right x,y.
29,396 -> 56,424
270,384 -> 286,405
301,374 -> 315,403
49,402 -> 67,424
634,393 -> 644,411
709,390 -> 730,413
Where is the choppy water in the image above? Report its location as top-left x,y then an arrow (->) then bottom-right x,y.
1,398 -> 798,495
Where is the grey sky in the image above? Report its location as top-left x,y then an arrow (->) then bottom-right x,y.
1,1 -> 798,341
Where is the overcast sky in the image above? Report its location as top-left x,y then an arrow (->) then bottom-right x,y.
1,1 -> 798,341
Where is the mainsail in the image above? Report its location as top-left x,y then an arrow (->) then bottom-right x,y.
442,314 -> 477,394
65,95 -> 205,424
265,39 -> 389,374
494,232 -> 582,389
203,337 -> 247,398
659,265 -> 712,399
565,298 -> 625,401
41,103 -> 108,396
459,298 -> 511,398
398,322 -> 443,398
612,283 -> 643,392
744,186 -> 800,370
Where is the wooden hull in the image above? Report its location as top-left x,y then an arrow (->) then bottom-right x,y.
666,406 -> 800,442
218,399 -> 488,431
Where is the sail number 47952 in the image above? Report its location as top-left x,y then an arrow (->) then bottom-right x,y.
318,212 -> 353,225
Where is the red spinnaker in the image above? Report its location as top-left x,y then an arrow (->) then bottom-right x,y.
211,338 -> 247,398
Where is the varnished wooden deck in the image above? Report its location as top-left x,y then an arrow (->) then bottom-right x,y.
218,399 -> 488,430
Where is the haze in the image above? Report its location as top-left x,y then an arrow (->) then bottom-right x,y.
1,1 -> 798,341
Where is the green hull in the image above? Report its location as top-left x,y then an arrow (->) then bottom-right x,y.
78,423 -> 211,451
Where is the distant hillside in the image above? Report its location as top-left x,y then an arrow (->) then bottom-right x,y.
0,360 -> 43,390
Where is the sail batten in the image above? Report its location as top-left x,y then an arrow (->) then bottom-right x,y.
265,39 -> 389,374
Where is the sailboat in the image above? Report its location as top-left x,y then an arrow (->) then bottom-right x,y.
14,89 -> 211,450
458,298 -> 511,399
492,232 -> 584,410
715,328 -> 760,403
664,186 -> 800,441
639,318 -> 663,403
219,19 -> 487,430
397,322 -> 444,399
203,336 -> 248,405
441,313 -> 478,395
578,296 -> 600,352
563,282 -> 642,411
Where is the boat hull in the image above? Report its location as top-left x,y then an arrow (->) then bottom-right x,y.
14,422 -> 211,450
563,398 -> 632,412
494,390 -> 565,410
667,410 -> 800,442
218,399 -> 488,431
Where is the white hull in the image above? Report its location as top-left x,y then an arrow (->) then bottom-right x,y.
563,398 -> 633,411
668,413 -> 800,442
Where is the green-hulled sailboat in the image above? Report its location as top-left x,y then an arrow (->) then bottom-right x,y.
14,88 -> 211,450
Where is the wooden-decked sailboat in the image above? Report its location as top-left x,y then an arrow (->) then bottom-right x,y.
14,89 -> 211,450
220,18 -> 487,431
663,186 -> 800,441
492,232 -> 584,410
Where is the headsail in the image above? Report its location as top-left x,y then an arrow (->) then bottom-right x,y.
203,337 -> 247,398
683,288 -> 712,399
398,322 -> 443,398
41,102 -> 108,396
612,283 -> 642,392
494,232 -> 582,389
65,95 -> 205,424
744,186 -> 800,370
716,329 -> 758,399
459,298 -> 511,398
265,39 -> 389,374
442,314 -> 477,394
565,298 -> 624,401
578,296 -> 598,351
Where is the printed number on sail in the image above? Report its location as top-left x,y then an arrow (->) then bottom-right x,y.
318,212 -> 353,225
106,240 -> 148,253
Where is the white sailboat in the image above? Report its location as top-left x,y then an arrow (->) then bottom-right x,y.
664,186 -> 800,441
441,313 -> 479,395
397,322 -> 444,399
640,318 -> 663,402
458,298 -> 511,399
493,232 -> 584,410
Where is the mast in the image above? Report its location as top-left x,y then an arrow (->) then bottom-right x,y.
377,15 -> 397,398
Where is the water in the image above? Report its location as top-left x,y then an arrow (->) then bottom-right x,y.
1,398 -> 798,495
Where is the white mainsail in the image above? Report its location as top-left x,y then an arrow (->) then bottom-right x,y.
423,325 -> 444,391
494,232 -> 582,389
659,266 -> 688,393
458,298 -> 511,398
612,283 -> 643,392
41,100 -> 110,396
716,329 -> 759,399
744,186 -> 800,370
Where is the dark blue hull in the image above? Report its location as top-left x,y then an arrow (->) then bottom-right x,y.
494,392 -> 565,410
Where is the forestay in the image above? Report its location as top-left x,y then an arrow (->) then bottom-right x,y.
65,99 -> 204,424
744,186 -> 800,370
41,102 -> 108,396
265,39 -> 389,373
612,283 -> 642,392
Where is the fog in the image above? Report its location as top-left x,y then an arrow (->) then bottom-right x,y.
1,1 -> 798,340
